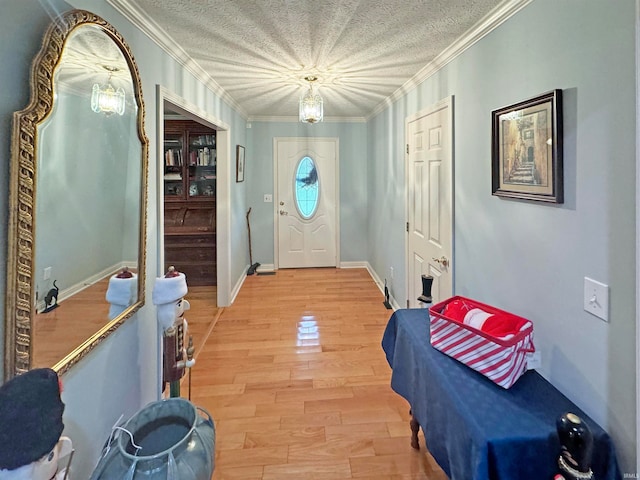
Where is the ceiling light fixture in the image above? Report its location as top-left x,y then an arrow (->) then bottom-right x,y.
299,75 -> 323,124
91,65 -> 126,116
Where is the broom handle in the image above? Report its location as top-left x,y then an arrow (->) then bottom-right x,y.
246,208 -> 253,265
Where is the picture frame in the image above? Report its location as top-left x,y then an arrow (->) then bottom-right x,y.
491,89 -> 563,203
236,145 -> 245,183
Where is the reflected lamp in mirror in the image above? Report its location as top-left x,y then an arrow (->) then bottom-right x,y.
91,66 -> 126,115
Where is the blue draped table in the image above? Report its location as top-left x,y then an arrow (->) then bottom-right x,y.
382,308 -> 621,480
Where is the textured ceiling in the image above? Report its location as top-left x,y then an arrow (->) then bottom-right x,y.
117,0 -> 505,119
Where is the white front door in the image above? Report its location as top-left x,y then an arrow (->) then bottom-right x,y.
275,137 -> 338,268
406,97 -> 454,307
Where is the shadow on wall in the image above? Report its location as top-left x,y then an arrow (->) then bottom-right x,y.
547,345 -> 633,461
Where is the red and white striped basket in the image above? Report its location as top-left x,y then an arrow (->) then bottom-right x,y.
428,296 -> 535,389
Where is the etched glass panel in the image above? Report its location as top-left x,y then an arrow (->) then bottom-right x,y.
295,156 -> 319,219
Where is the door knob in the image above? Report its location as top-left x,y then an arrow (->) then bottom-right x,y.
279,210 -> 288,216
432,256 -> 449,268
279,201 -> 285,206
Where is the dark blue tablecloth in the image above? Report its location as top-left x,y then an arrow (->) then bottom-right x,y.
382,308 -> 621,480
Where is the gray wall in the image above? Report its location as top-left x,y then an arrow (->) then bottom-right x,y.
1,0 -> 248,477
247,121 -> 368,266
367,0 -> 637,472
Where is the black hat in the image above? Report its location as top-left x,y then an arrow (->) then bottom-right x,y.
0,368 -> 65,471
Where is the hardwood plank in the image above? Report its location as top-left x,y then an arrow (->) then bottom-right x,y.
275,386 -> 354,404
216,446 -> 288,467
349,453 -> 447,478
287,437 -> 376,462
186,268 -> 446,479
244,427 -> 325,448
215,432 -> 247,451
211,465 -> 264,480
262,461 -> 352,480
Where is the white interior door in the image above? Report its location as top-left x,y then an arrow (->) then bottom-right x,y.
406,97 -> 453,307
275,138 -> 338,268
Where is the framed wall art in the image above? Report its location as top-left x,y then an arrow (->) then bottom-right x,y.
236,145 -> 245,183
491,89 -> 563,203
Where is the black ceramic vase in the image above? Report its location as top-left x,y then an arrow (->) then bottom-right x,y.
555,412 -> 594,480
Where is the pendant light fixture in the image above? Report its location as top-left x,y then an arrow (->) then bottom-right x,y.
299,76 -> 323,124
91,65 -> 126,116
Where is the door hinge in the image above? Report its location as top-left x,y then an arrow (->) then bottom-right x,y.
406,222 -> 409,232
406,144 -> 409,154
406,299 -> 410,308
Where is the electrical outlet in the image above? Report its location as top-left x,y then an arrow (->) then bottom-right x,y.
526,351 -> 541,370
264,194 -> 273,202
43,267 -> 52,280
583,277 -> 609,322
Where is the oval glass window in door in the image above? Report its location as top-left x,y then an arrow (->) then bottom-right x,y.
295,156 -> 319,219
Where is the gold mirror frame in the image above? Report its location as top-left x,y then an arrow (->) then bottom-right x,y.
4,10 -> 148,380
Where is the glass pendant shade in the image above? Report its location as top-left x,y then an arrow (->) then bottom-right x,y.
91,82 -> 126,116
299,81 -> 323,124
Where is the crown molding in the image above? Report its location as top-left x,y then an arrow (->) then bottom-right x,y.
366,0 -> 533,120
247,115 -> 366,124
107,0 -> 248,119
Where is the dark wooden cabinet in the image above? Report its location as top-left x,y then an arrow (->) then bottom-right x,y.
164,121 -> 216,286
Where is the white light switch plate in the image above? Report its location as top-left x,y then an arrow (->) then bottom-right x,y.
583,277 -> 609,322
264,194 -> 273,202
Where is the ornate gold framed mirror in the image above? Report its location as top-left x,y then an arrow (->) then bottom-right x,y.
4,10 -> 148,380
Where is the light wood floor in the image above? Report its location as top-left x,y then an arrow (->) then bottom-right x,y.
186,268 -> 447,480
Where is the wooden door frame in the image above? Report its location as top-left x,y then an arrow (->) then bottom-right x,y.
404,96 -> 455,308
156,85 -> 231,307
272,137 -> 340,270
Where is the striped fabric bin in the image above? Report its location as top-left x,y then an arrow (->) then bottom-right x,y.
429,296 -> 535,389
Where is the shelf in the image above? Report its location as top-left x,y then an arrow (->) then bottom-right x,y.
190,144 -> 216,149
164,232 -> 215,239
164,120 -> 217,286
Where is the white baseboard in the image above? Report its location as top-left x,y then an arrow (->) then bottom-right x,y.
339,261 -> 368,269
365,262 -> 400,311
256,263 -> 275,273
229,267 -> 247,304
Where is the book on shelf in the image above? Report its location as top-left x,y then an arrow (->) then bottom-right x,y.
191,134 -> 216,147
164,172 -> 182,181
189,147 -> 216,166
165,148 -> 182,166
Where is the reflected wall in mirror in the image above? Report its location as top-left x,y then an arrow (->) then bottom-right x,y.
5,10 -> 148,380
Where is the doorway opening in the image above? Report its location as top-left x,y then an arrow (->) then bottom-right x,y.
156,85 -> 232,307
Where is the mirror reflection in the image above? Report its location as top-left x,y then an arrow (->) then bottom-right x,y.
5,11 -> 147,378
33,25 -> 141,369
